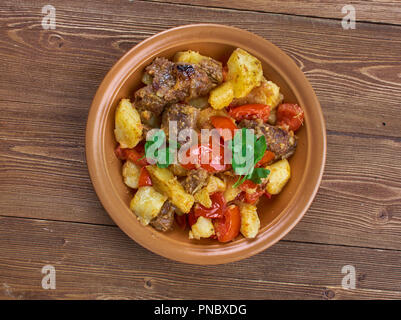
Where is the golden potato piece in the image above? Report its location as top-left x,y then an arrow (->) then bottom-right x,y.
208,81 -> 234,110
189,216 -> 215,240
194,176 -> 226,208
230,78 -> 282,110
238,202 -> 260,239
205,176 -> 226,194
130,186 -> 167,226
173,50 -> 206,64
265,159 -> 291,195
227,48 -> 263,98
263,80 -> 282,109
122,160 -> 141,189
194,188 -> 212,208
222,176 -> 241,202
114,99 -> 143,148
146,165 -> 195,213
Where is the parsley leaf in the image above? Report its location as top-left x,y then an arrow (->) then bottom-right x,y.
247,167 -> 270,185
231,128 -> 269,187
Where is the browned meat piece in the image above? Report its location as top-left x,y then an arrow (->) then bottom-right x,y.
146,57 -> 176,93
199,58 -> 223,84
134,85 -> 166,117
181,169 -> 210,194
150,201 -> 175,232
239,119 -> 297,160
161,103 -> 199,140
134,57 -> 222,117
174,63 -> 216,99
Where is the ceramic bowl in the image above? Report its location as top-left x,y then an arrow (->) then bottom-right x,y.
86,24 -> 326,264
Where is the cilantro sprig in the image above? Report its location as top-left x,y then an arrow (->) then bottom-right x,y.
230,128 -> 270,187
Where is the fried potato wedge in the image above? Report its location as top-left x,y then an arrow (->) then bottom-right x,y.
227,48 -> 263,99
189,216 -> 215,240
265,159 -> 291,195
238,202 -> 260,239
146,165 -> 195,213
230,77 -> 283,110
173,50 -> 207,64
114,99 -> 143,148
130,186 -> 167,226
122,160 -> 141,189
208,81 -> 234,110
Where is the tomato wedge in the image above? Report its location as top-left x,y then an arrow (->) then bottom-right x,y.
194,192 -> 226,219
138,167 -> 152,187
114,144 -> 148,167
214,204 -> 241,243
255,150 -> 275,167
239,180 -> 266,204
245,189 -> 265,204
228,104 -> 271,122
187,209 -> 198,227
180,144 -> 230,173
276,103 -> 304,131
210,116 -> 237,141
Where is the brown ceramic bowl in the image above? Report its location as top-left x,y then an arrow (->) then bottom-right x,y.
86,24 -> 326,265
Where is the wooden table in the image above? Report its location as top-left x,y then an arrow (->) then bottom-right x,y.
1,0 -> 401,300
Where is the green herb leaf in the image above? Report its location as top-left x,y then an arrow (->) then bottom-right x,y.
247,167 -> 270,185
230,128 -> 268,187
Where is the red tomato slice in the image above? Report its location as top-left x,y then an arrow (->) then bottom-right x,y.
276,103 -> 304,131
193,192 -> 226,219
180,144 -> 230,173
187,209 -> 198,227
210,116 -> 237,141
138,167 -> 152,187
239,180 -> 265,204
114,144 -> 148,167
245,189 -> 265,204
255,150 -> 275,167
228,104 -> 271,122
214,205 -> 241,243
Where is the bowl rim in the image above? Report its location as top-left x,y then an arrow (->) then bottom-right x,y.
86,23 -> 327,265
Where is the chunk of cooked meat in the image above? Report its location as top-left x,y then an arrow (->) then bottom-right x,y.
181,169 -> 210,194
199,58 -> 223,84
239,119 -> 297,160
134,85 -> 166,117
149,201 -> 175,232
134,57 -> 222,118
161,103 -> 199,140
174,63 -> 216,99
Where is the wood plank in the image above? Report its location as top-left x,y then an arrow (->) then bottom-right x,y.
145,0 -> 401,25
0,1 -> 400,138
284,132 -> 401,250
1,217 -> 401,299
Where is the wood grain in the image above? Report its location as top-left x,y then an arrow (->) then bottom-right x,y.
1,0 -> 401,299
1,217 -> 401,300
145,0 -> 401,25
